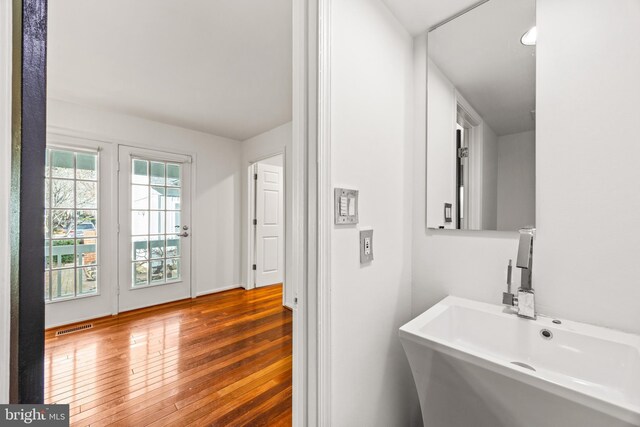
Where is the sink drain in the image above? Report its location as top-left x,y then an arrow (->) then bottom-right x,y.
540,329 -> 553,340
511,361 -> 536,372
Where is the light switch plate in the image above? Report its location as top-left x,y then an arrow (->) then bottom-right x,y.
444,202 -> 452,223
360,229 -> 373,264
334,188 -> 359,224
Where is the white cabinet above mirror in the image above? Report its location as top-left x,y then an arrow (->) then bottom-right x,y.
426,0 -> 536,231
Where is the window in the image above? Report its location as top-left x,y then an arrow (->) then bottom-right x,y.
130,159 -> 182,287
44,148 -> 99,301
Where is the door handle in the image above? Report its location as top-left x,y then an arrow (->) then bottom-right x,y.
178,232 -> 189,237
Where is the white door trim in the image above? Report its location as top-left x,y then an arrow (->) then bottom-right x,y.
2,0 -> 317,415
317,0 -> 332,424
247,163 -> 256,290
292,0 -> 319,424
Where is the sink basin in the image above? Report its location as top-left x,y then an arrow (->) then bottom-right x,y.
400,296 -> 640,426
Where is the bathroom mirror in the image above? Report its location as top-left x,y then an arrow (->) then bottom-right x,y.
426,0 -> 536,231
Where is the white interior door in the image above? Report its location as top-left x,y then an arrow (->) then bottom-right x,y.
254,162 -> 284,287
118,147 -> 192,312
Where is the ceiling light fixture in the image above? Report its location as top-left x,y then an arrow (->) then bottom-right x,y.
521,26 -> 537,46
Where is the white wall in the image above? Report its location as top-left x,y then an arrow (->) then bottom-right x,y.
481,124 -> 498,229
239,122 -> 293,307
330,0 -> 418,425
497,129 -> 535,231
0,0 -> 12,403
48,99 -> 243,299
534,0 -> 640,332
413,0 -> 640,337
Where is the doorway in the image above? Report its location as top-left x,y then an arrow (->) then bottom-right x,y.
249,154 -> 285,295
8,1 -> 316,422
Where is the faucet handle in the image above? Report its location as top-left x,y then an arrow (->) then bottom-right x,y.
502,292 -> 515,306
503,259 -> 515,306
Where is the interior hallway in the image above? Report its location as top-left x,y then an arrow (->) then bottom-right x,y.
44,284 -> 292,426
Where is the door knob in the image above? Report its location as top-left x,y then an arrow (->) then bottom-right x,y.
178,232 -> 189,237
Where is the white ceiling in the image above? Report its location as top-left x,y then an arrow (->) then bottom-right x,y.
381,0 -> 482,35
48,0 -> 292,141
428,0 -> 536,136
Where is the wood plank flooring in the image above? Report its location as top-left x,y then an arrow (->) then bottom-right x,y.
44,284 -> 292,426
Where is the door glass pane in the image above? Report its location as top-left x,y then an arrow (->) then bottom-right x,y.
52,239 -> 75,269
51,150 -> 74,178
150,211 -> 165,235
150,236 -> 165,259
132,211 -> 149,235
166,188 -> 181,210
132,236 -> 149,261
150,187 -> 165,210
132,185 -> 149,210
167,163 -> 180,187
76,153 -> 97,180
51,179 -> 74,208
78,239 -> 97,266
133,262 -> 149,286
150,260 -> 165,284
150,162 -> 165,186
129,158 -> 183,288
51,269 -> 75,299
166,259 -> 180,281
78,267 -> 98,295
76,210 -> 98,237
132,159 -> 149,184
51,209 -> 74,238
77,181 -> 97,208
44,148 -> 100,302
166,211 -> 181,235
166,236 -> 180,257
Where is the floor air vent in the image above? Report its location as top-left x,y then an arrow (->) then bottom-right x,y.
55,323 -> 93,336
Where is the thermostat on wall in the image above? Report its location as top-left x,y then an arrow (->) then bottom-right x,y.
334,188 -> 358,224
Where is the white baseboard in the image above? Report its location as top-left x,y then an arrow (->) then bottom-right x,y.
196,284 -> 243,297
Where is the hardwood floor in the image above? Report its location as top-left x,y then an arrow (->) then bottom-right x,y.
44,284 -> 292,426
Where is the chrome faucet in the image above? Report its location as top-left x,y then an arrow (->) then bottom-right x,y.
502,227 -> 536,319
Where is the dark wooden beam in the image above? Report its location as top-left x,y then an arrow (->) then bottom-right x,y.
10,0 -> 47,404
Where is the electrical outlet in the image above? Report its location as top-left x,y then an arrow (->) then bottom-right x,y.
360,229 -> 373,264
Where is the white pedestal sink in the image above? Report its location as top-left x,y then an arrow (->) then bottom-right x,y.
400,296 -> 640,427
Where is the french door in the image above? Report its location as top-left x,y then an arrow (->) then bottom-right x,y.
118,146 -> 192,312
